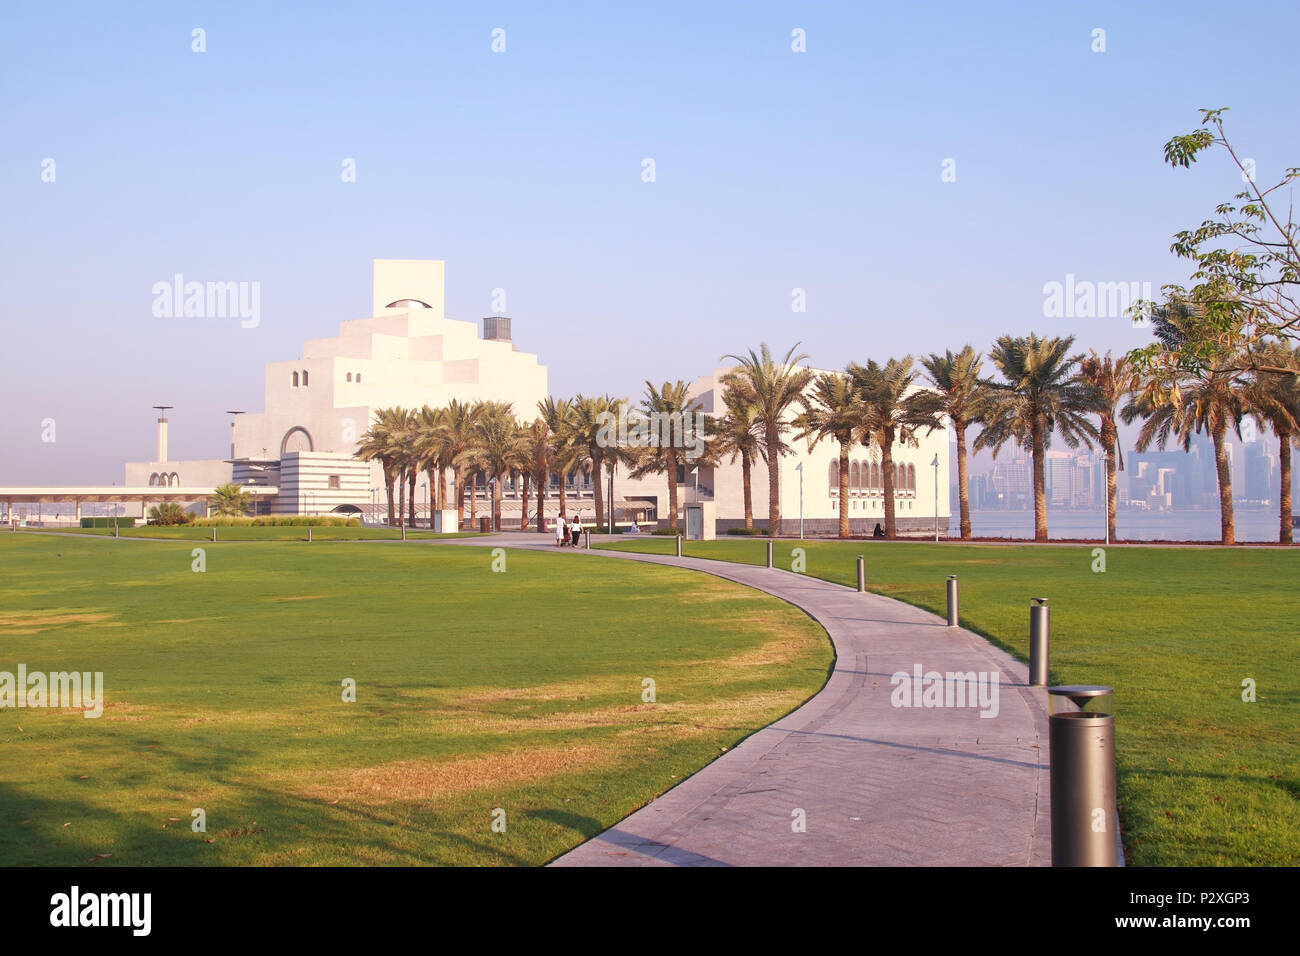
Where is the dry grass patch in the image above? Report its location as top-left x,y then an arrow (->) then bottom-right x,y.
288,744 -> 610,805
0,611 -> 114,634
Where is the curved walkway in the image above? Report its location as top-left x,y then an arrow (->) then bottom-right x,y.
442,533 -> 1051,867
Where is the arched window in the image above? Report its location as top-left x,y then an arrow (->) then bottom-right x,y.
149,473 -> 158,486
292,371 -> 299,387
346,372 -> 352,382
356,373 -> 362,383
908,464 -> 916,491
869,462 -> 879,490
849,462 -> 859,492
170,472 -> 180,486
829,460 -> 839,495
302,370 -> 309,387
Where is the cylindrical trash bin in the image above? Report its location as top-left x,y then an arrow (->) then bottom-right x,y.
946,575 -> 958,627
675,535 -> 682,557
857,556 -> 866,592
1029,598 -> 1050,686
1048,686 -> 1117,867
479,517 -> 491,534
766,540 -> 774,568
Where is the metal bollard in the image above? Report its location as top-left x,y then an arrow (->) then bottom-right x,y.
402,525 -> 407,542
1048,686 -> 1117,866
585,530 -> 591,550
767,540 -> 774,568
675,535 -> 682,557
308,525 -> 312,543
857,555 -> 866,592
946,575 -> 958,627
212,527 -> 217,543
1030,598 -> 1050,686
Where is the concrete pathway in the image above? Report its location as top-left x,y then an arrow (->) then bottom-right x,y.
442,533 -> 1052,867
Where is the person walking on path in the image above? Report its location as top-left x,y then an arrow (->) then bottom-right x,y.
570,512 -> 583,547
555,513 -> 567,547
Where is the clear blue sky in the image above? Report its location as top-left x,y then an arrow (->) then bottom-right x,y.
3,0 -> 1298,482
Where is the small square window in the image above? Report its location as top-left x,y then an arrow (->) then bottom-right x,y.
328,475 -> 340,489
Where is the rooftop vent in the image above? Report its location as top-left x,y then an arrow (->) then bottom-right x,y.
482,316 -> 513,343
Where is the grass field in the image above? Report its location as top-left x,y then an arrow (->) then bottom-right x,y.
25,525 -> 464,541
596,536 -> 1300,866
0,533 -> 831,866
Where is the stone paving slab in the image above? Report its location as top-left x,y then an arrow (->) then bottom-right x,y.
440,533 -> 1052,867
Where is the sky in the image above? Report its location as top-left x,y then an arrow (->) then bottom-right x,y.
3,0 -> 1298,484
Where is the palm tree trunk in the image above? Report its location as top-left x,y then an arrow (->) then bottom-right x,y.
1279,430 -> 1293,545
536,468 -> 546,534
1105,438 -> 1118,543
456,467 -> 466,527
606,461 -> 618,531
741,453 -> 754,529
385,468 -> 396,526
1213,422 -> 1235,545
956,424 -> 972,540
438,466 -> 448,512
667,453 -> 680,531
882,428 -> 897,539
398,472 -> 406,526
521,473 -> 531,530
592,456 -> 605,532
408,468 -> 418,528
838,445 -> 850,538
493,478 -> 502,531
767,422 -> 780,537
469,472 -> 477,525
1032,422 -> 1048,542
558,468 -> 568,521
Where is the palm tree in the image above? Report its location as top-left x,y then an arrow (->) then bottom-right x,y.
539,397 -> 577,530
1243,341 -> 1300,543
210,482 -> 253,518
1123,308 -> 1251,545
357,407 -> 408,524
713,383 -> 766,530
1076,351 -> 1137,543
720,344 -> 814,538
415,404 -> 449,524
793,371 -> 865,538
848,356 -> 945,539
977,335 -> 1099,542
921,347 -> 991,540
569,394 -> 614,529
520,417 -> 551,531
629,381 -> 703,531
434,399 -> 477,528
467,401 -> 526,531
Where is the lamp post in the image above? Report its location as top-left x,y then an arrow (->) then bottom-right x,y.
795,461 -> 803,539
931,454 -> 940,542
419,480 -> 428,529
488,477 -> 497,531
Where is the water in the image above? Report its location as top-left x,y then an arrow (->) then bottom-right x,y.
966,509 -> 1288,543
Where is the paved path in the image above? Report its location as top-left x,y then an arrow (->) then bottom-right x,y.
442,533 -> 1052,867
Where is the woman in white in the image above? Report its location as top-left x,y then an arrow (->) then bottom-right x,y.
555,513 -> 566,547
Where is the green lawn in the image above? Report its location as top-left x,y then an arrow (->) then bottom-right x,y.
596,536 -> 1300,866
25,525 -> 465,541
0,533 -> 831,866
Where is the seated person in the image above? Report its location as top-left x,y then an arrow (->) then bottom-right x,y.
873,522 -> 885,538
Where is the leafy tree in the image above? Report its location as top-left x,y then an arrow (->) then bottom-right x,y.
148,501 -> 194,526
720,344 -> 814,538
1132,107 -> 1300,377
977,335 -> 1099,542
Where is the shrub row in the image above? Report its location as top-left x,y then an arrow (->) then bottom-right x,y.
191,516 -> 362,528
726,527 -> 770,535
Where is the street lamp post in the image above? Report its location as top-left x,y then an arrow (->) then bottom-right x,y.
1101,452 -> 1110,546
931,454 -> 940,542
